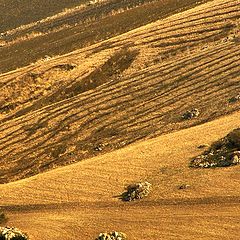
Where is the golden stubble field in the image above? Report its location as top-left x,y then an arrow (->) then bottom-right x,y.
0,0 -> 240,239
1,108 -> 240,240
0,0 -> 211,73
0,0 -> 239,183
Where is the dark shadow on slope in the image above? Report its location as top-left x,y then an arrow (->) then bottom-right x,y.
0,0 -> 211,73
0,63 -> 77,115
1,48 -> 138,122
1,196 -> 240,213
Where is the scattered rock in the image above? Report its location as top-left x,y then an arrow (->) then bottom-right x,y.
0,41 -> 6,47
121,181 -> 152,201
232,152 -> 240,164
94,143 -> 108,152
182,108 -> 200,120
44,55 -> 51,60
228,95 -> 240,103
0,227 -> 28,240
94,145 -> 103,151
96,231 -> 127,240
190,128 -> 240,168
87,0 -> 100,6
178,184 -> 191,190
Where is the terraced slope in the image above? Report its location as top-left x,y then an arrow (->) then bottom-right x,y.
0,0 -> 211,73
0,110 -> 240,240
0,0 -> 239,183
0,0 -> 89,32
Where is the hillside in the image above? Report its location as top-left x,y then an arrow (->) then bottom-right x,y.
0,110 -> 240,240
0,0 -> 89,32
0,0 -> 239,183
0,0 -> 211,73
0,0 -> 240,239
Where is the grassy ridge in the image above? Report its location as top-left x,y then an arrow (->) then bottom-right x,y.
0,0 -> 210,73
0,0 -> 89,32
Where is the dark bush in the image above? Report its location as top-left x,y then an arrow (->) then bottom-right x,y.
0,227 -> 28,240
121,181 -> 152,201
96,231 -> 127,240
190,128 -> 240,168
0,213 -> 7,224
182,108 -> 200,120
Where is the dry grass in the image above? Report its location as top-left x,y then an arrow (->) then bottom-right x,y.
0,0 -> 239,183
0,0 -> 90,33
0,110 -> 240,240
0,1 -> 239,239
0,0 -> 211,73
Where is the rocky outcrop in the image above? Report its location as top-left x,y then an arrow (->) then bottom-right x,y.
182,109 -> 200,120
121,181 -> 152,201
0,227 -> 28,240
96,231 -> 127,240
190,128 -> 240,168
228,94 -> 240,103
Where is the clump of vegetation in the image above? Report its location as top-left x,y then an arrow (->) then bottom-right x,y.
121,181 -> 152,201
197,144 -> 210,149
178,184 -> 191,190
190,128 -> 240,168
229,94 -> 240,103
182,108 -> 200,120
0,212 -> 7,224
96,231 -> 127,240
0,227 -> 29,240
